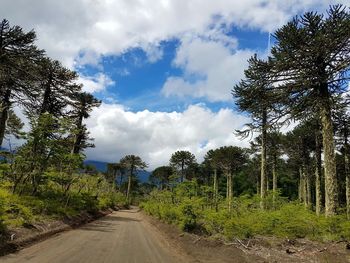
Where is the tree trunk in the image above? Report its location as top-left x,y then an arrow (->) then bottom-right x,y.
181,160 -> 184,183
302,167 -> 307,207
40,79 -> 52,115
315,130 -> 322,216
306,170 -> 311,207
213,168 -> 218,210
71,115 -> 84,154
226,175 -> 229,201
319,90 -> 338,216
228,172 -> 232,212
0,89 -> 11,146
272,157 -> 277,207
126,173 -> 132,203
298,167 -> 305,203
126,167 -> 133,204
343,123 -> 350,219
266,172 -> 269,192
260,109 -> 267,209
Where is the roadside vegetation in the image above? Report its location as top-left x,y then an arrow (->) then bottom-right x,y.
0,4 -> 349,247
141,182 -> 350,241
0,19 -> 133,236
142,5 -> 350,242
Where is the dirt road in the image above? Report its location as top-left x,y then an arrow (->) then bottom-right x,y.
1,208 -> 187,263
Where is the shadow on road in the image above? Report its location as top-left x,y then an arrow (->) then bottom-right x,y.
118,209 -> 140,214
99,216 -> 140,222
80,215 -> 140,233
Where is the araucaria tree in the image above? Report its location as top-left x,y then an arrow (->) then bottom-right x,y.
150,166 -> 173,190
0,19 -> 43,146
204,149 -> 220,206
210,146 -> 248,211
70,92 -> 101,154
233,55 -> 282,209
271,5 -> 350,216
120,155 -> 148,204
170,150 -> 196,183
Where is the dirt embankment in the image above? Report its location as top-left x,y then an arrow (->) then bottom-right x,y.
143,212 -> 350,263
0,208 -> 117,256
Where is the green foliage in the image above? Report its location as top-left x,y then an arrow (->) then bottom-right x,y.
170,150 -> 197,182
0,19 -> 116,236
179,204 -> 197,231
0,170 -> 123,230
142,185 -> 350,241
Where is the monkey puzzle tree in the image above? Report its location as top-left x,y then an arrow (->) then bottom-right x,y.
334,101 -> 350,218
120,155 -> 147,204
204,149 -> 221,206
270,5 -> 350,216
211,146 -> 248,211
233,55 -> 283,209
106,162 -> 125,189
0,19 -> 43,146
251,131 -> 284,205
283,121 -> 318,210
150,166 -> 173,190
4,109 -> 24,143
170,150 -> 196,183
70,91 -> 101,154
33,58 -> 80,118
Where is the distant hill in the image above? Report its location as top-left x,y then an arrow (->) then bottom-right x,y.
84,160 -> 151,183
137,170 -> 151,183
84,160 -> 108,172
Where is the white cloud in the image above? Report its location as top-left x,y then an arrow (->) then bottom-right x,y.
141,42 -> 164,63
78,73 -> 115,93
2,0 -> 346,165
84,103 -> 250,169
162,35 -> 254,101
0,0 -> 341,68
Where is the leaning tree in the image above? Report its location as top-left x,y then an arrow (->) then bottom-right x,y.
0,19 -> 44,146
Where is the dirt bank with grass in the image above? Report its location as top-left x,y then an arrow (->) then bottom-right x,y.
143,211 -> 350,263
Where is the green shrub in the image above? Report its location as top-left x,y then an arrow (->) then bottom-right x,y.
141,186 -> 350,242
179,204 -> 197,231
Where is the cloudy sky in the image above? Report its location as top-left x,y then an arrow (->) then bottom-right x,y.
1,0 -> 346,169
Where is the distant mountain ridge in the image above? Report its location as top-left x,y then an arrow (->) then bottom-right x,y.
84,160 -> 151,183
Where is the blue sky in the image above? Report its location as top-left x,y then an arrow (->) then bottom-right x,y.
2,0 -> 345,168
79,28 -> 268,113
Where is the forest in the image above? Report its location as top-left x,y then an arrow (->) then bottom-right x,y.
0,4 -> 349,246
140,5 -> 350,241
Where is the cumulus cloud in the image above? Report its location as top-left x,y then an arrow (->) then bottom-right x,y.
0,0 -> 340,67
141,42 -> 164,63
162,35 -> 254,101
78,73 -> 115,93
84,103 -> 250,169
2,0 -> 346,166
